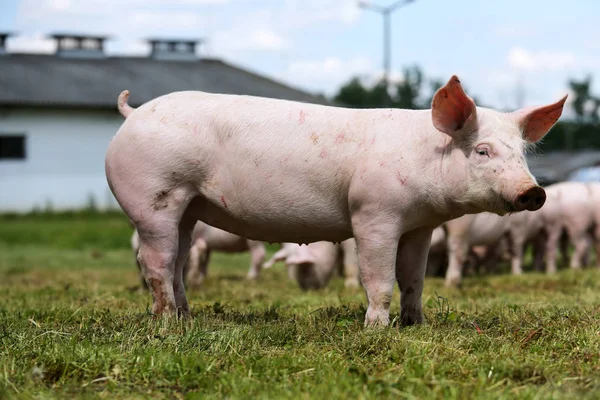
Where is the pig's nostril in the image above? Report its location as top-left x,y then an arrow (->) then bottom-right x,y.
514,186 -> 546,212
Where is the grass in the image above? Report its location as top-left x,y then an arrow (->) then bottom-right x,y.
1,213 -> 600,399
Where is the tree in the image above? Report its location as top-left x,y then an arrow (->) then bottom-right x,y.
392,66 -> 424,109
333,65 -> 456,110
568,75 -> 598,122
332,77 -> 372,108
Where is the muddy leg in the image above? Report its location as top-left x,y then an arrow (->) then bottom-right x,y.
396,228 -> 432,326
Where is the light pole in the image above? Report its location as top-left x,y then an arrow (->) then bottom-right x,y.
358,0 -> 416,105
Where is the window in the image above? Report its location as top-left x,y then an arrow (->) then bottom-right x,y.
0,135 -> 26,160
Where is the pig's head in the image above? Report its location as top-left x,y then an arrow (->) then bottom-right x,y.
286,247 -> 323,290
286,245 -> 338,290
431,75 -> 567,215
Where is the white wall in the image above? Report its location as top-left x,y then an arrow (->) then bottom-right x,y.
0,108 -> 124,212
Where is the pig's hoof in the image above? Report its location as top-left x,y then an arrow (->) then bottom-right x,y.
344,278 -> 360,288
444,277 -> 463,289
177,308 -> 191,320
364,310 -> 390,328
186,277 -> 205,290
400,312 -> 424,327
246,271 -> 259,280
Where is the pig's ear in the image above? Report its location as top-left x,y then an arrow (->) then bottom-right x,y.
431,75 -> 477,138
511,95 -> 568,143
286,249 -> 316,266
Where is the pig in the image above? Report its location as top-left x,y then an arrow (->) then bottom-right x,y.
105,75 -> 565,327
586,182 -> 600,267
508,182 -> 595,275
425,227 -> 449,277
426,224 -> 510,280
130,228 -> 148,289
443,212 -> 511,287
263,239 -> 360,289
536,182 -> 594,273
502,210 -> 545,276
185,221 -> 266,287
262,242 -> 301,280
131,221 -> 266,289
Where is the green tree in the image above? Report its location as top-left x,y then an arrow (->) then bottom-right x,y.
333,65 -> 453,110
568,75 -> 597,122
392,66 -> 424,109
333,77 -> 372,108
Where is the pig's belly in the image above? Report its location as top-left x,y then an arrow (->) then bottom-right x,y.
192,189 -> 353,244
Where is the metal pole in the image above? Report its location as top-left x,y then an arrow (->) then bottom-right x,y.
358,0 -> 416,107
383,10 -> 390,87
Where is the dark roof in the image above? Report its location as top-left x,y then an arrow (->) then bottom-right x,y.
0,54 -> 328,109
527,150 -> 600,185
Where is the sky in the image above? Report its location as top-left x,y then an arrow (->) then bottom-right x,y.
1,0 -> 598,115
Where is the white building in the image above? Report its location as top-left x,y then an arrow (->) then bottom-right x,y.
0,33 -> 327,212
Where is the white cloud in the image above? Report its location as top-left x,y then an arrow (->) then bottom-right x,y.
244,29 -> 289,51
275,0 -> 361,29
210,27 -> 289,54
492,24 -> 537,39
130,11 -> 211,31
508,47 -> 576,71
49,0 -> 74,11
284,56 -> 374,94
6,33 -> 56,54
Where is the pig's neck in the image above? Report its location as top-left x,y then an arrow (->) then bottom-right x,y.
409,111 -> 475,223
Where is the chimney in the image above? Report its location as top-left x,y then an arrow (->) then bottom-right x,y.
146,38 -> 203,61
0,32 -> 12,55
49,33 -> 109,58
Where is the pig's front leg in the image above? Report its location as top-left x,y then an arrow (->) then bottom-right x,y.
395,228 -> 432,326
186,239 -> 208,288
246,241 -> 266,280
341,239 -> 360,288
444,235 -> 468,288
353,216 -> 402,328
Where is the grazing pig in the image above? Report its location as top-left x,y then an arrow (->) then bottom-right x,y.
503,210 -> 545,275
425,227 -> 448,277
538,182 -> 595,273
508,182 -> 594,275
105,75 -> 565,327
185,221 -> 266,287
263,239 -> 360,289
131,221 -> 266,289
130,228 -> 148,289
443,212 -> 511,287
586,182 -> 600,267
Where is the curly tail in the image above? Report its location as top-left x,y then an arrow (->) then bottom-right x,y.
117,90 -> 135,118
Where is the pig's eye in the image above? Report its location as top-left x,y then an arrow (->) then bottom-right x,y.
475,145 -> 491,157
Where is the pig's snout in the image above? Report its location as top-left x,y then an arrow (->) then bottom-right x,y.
514,186 -> 546,211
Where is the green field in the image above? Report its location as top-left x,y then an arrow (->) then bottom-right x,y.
1,212 -> 600,399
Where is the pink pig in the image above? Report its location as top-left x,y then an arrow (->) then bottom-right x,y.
185,221 -> 266,287
263,239 -> 360,290
106,75 -> 565,327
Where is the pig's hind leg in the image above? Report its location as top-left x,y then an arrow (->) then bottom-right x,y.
133,191 -> 197,317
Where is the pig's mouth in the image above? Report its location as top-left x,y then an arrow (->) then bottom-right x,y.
502,198 -> 517,213
488,193 -> 517,215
